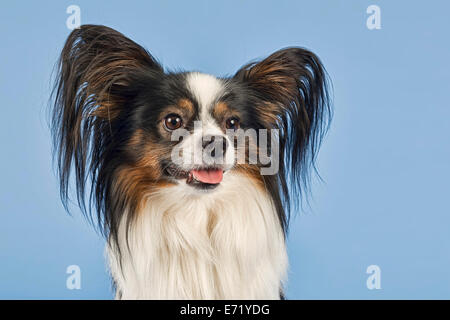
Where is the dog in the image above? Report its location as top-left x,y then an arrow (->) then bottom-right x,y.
51,25 -> 331,299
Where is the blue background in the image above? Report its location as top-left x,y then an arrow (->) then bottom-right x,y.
1,0 -> 449,299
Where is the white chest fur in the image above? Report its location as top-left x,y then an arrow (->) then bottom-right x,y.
107,173 -> 288,299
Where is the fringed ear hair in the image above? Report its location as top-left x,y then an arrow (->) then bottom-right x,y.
234,47 -> 332,226
51,25 -> 163,233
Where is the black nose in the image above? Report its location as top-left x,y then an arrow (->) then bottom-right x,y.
202,135 -> 228,157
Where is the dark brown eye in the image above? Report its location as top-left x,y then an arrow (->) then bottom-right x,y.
164,113 -> 183,130
225,117 -> 240,130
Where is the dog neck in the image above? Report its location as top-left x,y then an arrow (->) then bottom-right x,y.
107,172 -> 287,299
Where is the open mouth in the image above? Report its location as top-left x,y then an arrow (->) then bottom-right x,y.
164,163 -> 224,190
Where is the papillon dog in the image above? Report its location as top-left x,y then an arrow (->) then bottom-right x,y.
51,25 -> 331,299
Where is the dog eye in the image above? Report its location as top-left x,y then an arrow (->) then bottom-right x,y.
164,114 -> 183,130
225,117 -> 240,130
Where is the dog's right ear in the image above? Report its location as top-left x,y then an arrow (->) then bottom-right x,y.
55,24 -> 163,120
51,24 -> 163,217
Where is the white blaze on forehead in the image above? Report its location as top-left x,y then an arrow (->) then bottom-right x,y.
186,72 -> 225,123
179,72 -> 234,171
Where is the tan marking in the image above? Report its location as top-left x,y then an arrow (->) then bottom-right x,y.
177,98 -> 195,115
114,135 -> 175,214
128,129 -> 145,147
213,101 -> 232,119
234,164 -> 265,189
256,102 -> 280,127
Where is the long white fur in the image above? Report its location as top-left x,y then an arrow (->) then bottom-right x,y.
107,172 -> 287,299
106,72 -> 288,299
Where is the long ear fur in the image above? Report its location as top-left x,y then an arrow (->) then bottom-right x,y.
51,24 -> 162,234
234,47 -> 332,226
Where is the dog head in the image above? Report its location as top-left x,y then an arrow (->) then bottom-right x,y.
51,25 -> 331,239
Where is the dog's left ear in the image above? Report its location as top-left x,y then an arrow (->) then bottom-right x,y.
234,47 -> 332,205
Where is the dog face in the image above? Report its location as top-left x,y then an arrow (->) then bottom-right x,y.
126,72 -> 238,193
51,24 -> 331,239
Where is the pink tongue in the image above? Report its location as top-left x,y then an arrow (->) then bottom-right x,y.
191,169 -> 223,184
